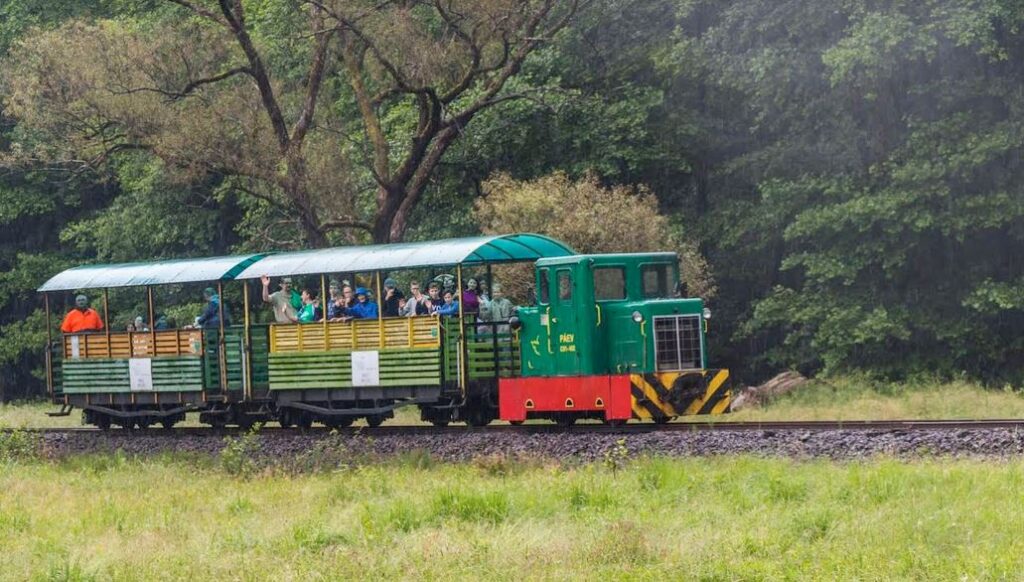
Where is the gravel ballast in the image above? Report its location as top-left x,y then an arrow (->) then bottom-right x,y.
37,427 -> 1024,463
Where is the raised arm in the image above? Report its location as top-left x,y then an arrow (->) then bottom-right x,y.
261,275 -> 272,303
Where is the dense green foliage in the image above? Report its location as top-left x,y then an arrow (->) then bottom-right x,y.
1,0 -> 1023,398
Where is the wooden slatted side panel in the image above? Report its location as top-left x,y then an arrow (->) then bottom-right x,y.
465,334 -> 522,379
51,344 -> 63,395
61,357 -> 204,393
63,330 -> 202,359
269,317 -> 441,353
201,326 -> 271,391
268,348 -> 442,390
442,320 -> 522,381
250,326 -> 270,389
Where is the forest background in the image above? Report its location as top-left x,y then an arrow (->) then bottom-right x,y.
1,0 -> 1022,400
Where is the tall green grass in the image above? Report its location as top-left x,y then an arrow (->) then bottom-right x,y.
2,453 -> 1024,579
725,376 -> 1024,421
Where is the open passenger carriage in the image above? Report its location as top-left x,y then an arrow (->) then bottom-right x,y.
39,234 -> 576,428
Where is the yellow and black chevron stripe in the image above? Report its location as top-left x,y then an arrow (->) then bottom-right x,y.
629,369 -> 730,421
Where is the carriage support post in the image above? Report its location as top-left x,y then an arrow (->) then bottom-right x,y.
217,281 -> 228,397
103,288 -> 111,356
44,292 -> 53,398
456,264 -> 466,393
243,281 -> 252,400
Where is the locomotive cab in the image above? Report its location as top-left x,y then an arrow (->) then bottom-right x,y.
500,253 -> 730,424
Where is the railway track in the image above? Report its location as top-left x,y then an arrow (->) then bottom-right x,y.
5,418 -> 1024,437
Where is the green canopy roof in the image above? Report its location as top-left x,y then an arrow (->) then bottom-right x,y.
38,254 -> 268,292
234,234 -> 574,279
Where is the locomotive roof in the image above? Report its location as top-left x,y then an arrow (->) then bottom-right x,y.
39,234 -> 574,291
233,233 -> 573,279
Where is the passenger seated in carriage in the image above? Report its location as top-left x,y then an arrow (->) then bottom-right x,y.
297,288 -> 322,323
381,278 -> 404,317
347,287 -> 378,319
461,278 -> 480,314
196,287 -> 230,328
400,281 -> 430,316
60,294 -> 104,333
433,290 -> 460,317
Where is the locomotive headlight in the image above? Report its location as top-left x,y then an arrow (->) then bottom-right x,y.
631,311 -> 644,323
702,307 -> 712,320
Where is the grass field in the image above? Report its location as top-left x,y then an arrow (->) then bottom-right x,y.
724,376 -> 1024,422
5,377 -> 1024,429
1,450 -> 1023,580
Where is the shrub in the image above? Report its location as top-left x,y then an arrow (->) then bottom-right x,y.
219,424 -> 261,478
0,429 -> 42,463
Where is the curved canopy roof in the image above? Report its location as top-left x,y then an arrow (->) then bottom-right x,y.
38,254 -> 268,292
235,234 -> 574,279
38,234 -> 573,291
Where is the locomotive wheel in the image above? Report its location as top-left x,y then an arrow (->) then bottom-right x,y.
556,415 -> 576,428
365,414 -> 385,428
653,415 -> 672,425
430,420 -> 449,427
604,419 -> 627,427
96,415 -> 111,431
509,420 -> 524,426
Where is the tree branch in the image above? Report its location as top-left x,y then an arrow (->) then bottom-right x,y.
290,8 -> 334,145
215,0 -> 291,150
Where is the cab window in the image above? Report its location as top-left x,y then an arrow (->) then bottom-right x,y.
641,264 -> 672,298
593,267 -> 626,301
557,270 -> 572,303
539,269 -> 550,304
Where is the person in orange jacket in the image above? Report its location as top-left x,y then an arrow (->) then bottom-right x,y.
60,294 -> 104,333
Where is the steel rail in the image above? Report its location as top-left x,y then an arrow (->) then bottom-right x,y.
5,418 -> 1024,437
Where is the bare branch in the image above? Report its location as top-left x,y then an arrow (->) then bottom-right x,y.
107,66 -> 253,101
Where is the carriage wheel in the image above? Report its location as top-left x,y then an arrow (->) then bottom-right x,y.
365,414 -> 385,428
161,418 -> 176,430
330,417 -> 354,429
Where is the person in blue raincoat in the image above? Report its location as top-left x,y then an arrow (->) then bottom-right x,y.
347,287 -> 379,319
196,287 -> 230,328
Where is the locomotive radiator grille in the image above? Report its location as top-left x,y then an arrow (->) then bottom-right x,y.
653,315 -> 702,371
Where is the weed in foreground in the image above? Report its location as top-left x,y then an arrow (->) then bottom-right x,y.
602,438 -> 629,475
0,429 -> 42,463
219,424 -> 262,477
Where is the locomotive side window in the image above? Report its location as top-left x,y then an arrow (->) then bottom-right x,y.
593,267 -> 626,300
539,269 -> 550,304
557,270 -> 572,303
642,264 -> 672,298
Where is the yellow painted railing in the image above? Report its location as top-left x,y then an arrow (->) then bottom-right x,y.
62,330 -> 204,359
269,316 -> 442,353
